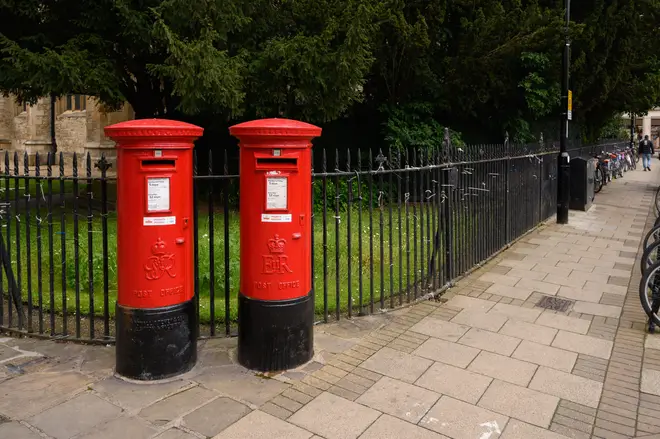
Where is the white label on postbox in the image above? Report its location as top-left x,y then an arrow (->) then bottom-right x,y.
147,177 -> 170,212
266,177 -> 288,210
143,216 -> 176,226
261,214 -> 292,223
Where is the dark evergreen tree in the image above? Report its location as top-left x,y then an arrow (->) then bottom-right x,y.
1,0 -> 659,143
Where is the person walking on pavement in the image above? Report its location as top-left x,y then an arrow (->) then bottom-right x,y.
639,135 -> 654,171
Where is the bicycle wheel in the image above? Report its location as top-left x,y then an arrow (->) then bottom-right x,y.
643,224 -> 660,252
594,166 -> 604,194
639,259 -> 660,326
641,239 -> 660,275
655,186 -> 660,216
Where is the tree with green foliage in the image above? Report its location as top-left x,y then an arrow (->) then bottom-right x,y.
569,0 -> 660,140
2,0 -> 660,144
0,0 -> 378,120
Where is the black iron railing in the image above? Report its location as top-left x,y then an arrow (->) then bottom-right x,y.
0,138 -> 629,342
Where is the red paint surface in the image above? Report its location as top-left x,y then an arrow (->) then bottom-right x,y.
230,118 -> 321,301
105,119 -> 203,309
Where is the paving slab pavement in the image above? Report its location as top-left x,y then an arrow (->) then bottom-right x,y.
2,166 -> 660,438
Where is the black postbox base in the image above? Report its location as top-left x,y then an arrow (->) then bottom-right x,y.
115,299 -> 197,381
238,291 -> 314,371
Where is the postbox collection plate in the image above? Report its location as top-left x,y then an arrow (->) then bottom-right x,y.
265,176 -> 288,210
147,177 -> 171,212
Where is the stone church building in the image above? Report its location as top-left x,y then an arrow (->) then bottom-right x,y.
0,94 -> 133,163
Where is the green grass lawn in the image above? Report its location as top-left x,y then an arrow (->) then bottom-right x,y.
0,201 -> 481,332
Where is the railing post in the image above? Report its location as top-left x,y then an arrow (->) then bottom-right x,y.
95,155 -> 112,338
0,211 -> 24,329
443,129 -> 454,281
193,151 -> 200,341
538,156 -> 543,222
504,133 -> 511,244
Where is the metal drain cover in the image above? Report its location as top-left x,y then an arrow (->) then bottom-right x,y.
536,296 -> 574,312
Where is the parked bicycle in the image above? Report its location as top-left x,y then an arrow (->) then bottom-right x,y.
610,151 -> 624,179
640,186 -> 660,332
596,151 -> 613,184
626,147 -> 637,171
619,150 -> 630,173
594,155 -> 605,194
592,146 -> 640,196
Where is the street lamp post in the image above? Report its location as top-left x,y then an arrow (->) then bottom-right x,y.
557,0 -> 571,224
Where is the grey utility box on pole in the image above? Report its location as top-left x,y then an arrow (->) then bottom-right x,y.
569,157 -> 597,212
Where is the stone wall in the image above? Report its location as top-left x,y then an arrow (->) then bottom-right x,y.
11,112 -> 29,150
0,95 -> 132,159
32,99 -> 50,141
55,112 -> 87,153
0,96 -> 14,148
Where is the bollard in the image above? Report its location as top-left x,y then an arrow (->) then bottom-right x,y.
105,119 -> 203,380
229,118 -> 322,371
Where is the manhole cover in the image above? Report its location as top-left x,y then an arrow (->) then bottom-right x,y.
536,296 -> 573,312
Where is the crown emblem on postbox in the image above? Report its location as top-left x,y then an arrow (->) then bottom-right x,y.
152,238 -> 167,255
268,235 -> 286,254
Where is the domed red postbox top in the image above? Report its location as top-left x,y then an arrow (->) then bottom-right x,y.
104,119 -> 204,141
229,118 -> 322,139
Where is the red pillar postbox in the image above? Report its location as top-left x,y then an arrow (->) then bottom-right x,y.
229,118 -> 321,371
105,119 -> 203,380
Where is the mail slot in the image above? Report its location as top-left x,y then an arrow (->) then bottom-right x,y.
104,119 -> 203,381
254,154 -> 299,172
229,118 -> 322,371
141,159 -> 177,168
